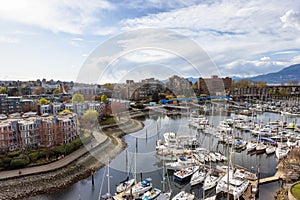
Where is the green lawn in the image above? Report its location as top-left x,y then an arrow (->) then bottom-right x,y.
291,183 -> 300,200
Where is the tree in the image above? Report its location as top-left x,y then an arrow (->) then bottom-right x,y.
39,98 -> 50,105
152,91 -> 159,102
82,110 -> 99,126
102,83 -> 114,90
288,80 -> 299,85
53,88 -> 61,94
0,87 -> 7,94
254,81 -> 267,88
234,79 -> 251,88
72,93 -> 84,103
101,94 -> 107,103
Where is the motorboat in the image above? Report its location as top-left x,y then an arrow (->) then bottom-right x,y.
173,165 -> 199,182
142,188 -> 161,200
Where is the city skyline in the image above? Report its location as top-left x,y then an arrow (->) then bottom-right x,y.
0,0 -> 299,83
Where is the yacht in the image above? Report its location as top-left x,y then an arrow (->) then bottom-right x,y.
173,165 -> 199,182
216,170 -> 249,199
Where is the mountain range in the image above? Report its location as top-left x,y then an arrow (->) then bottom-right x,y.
234,63 -> 300,84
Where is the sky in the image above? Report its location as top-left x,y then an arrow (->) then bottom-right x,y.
0,0 -> 300,84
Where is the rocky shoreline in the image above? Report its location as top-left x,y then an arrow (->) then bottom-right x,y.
0,118 -> 144,200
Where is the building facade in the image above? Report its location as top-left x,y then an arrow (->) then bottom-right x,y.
0,113 -> 79,152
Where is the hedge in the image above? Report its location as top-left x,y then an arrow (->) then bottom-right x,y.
10,157 -> 30,168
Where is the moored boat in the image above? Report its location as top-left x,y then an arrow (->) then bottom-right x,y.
142,188 -> 161,200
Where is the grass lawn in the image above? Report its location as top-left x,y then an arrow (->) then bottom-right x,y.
291,183 -> 300,200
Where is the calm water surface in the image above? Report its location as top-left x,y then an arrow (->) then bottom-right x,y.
33,111 -> 299,200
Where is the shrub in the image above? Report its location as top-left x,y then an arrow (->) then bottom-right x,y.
7,151 -> 21,158
10,157 -> 30,168
29,151 -> 40,162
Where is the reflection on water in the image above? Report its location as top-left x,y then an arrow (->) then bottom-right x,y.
34,112 -> 296,200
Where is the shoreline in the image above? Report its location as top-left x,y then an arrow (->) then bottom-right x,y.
0,117 -> 145,200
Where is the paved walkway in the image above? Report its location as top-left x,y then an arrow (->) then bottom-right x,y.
0,132 -> 108,180
0,116 -> 144,180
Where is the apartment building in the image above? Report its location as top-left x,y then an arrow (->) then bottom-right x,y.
0,113 -> 78,152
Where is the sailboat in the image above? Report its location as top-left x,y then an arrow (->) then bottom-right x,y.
116,151 -> 135,193
275,147 -> 289,159
216,170 -> 249,199
265,145 -> 276,155
171,191 -> 194,200
190,168 -> 206,186
275,131 -> 290,159
99,159 -> 113,200
116,177 -> 135,193
125,178 -> 153,196
202,171 -> 219,190
157,151 -> 172,200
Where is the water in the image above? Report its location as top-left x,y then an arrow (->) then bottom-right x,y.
33,112 -> 298,200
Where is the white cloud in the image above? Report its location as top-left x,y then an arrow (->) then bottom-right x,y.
0,0 -> 114,34
223,57 -> 290,77
122,50 -> 177,63
0,35 -> 18,43
93,27 -> 119,36
281,10 -> 300,31
119,0 -> 300,77
118,0 -> 201,10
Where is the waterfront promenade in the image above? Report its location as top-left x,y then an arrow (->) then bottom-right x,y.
0,115 -> 144,181
0,132 -> 108,180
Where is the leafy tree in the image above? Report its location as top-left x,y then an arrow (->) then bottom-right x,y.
102,83 -> 114,90
254,81 -> 267,88
152,91 -> 159,102
234,79 -> 251,88
82,110 -> 99,125
101,94 -> 107,103
0,87 -> 7,94
53,88 -> 61,94
94,95 -> 101,101
288,80 -> 299,85
72,93 -> 84,102
39,98 -> 50,105
59,109 -> 72,115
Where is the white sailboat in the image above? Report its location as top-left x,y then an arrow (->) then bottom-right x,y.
275,147 -> 289,159
190,169 -> 206,186
171,191 -> 194,200
116,177 -> 135,193
125,178 -> 153,196
203,172 -> 219,190
265,145 -> 276,155
216,170 -> 249,199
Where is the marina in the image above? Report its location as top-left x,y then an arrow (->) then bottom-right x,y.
35,102 -> 300,200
